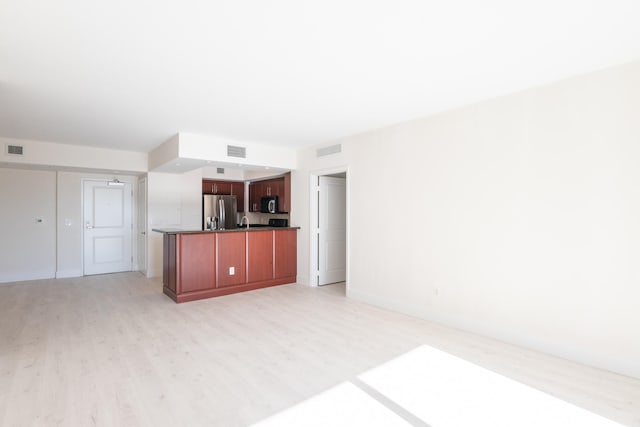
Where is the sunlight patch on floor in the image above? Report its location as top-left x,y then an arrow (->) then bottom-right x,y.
253,345 -> 623,427
253,381 -> 410,426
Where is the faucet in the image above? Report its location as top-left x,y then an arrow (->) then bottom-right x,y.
240,216 -> 249,229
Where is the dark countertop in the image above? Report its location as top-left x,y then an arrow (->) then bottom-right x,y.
152,226 -> 300,234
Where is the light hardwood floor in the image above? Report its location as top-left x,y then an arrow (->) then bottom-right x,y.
0,273 -> 638,426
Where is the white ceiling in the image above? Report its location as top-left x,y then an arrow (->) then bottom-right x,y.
1,0 -> 639,153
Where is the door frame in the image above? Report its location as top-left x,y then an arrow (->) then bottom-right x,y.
309,166 -> 349,289
137,176 -> 148,276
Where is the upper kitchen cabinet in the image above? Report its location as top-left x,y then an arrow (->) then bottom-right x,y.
248,172 -> 291,213
202,179 -> 244,212
202,179 -> 231,195
231,181 -> 244,213
248,180 -> 263,212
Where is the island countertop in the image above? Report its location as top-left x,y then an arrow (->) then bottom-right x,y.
153,226 -> 300,234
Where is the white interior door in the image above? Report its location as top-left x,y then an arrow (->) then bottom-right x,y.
318,176 -> 346,285
83,180 -> 133,275
137,177 -> 147,275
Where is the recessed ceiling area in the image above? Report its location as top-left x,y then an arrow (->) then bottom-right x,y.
1,1 -> 639,153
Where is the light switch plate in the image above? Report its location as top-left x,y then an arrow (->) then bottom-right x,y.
229,266 -> 235,275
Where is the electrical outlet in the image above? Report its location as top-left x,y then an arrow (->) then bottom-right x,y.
229,266 -> 235,275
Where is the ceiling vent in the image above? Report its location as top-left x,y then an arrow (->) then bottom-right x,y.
227,145 -> 246,158
217,167 -> 225,174
6,144 -> 24,156
316,144 -> 342,157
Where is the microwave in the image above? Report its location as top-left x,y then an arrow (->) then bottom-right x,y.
260,196 -> 278,213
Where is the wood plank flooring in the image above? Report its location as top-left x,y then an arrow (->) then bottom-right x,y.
0,273 -> 638,426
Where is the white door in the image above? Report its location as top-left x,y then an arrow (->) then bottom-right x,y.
318,176 -> 346,285
137,177 -> 147,275
83,180 -> 133,275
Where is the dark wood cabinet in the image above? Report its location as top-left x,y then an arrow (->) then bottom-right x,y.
178,234 -> 216,293
202,179 -> 231,195
248,172 -> 291,213
247,230 -> 274,283
248,181 -> 263,212
231,181 -> 245,213
280,173 -> 291,213
207,174 -> 289,213
160,228 -> 298,303
274,228 -> 297,279
216,232 -> 246,288
162,233 -> 216,302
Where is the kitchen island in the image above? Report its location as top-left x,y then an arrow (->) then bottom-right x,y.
153,227 -> 298,303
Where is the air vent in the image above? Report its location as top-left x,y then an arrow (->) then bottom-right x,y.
6,144 -> 24,155
316,144 -> 341,157
217,167 -> 225,174
227,145 -> 246,158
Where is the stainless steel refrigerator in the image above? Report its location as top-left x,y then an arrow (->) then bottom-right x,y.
203,195 -> 238,230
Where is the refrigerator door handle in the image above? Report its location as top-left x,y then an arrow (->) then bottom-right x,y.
219,199 -> 225,230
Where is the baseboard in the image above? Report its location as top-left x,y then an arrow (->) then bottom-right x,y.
0,271 -> 55,284
347,287 -> 640,380
347,287 -> 432,320
55,269 -> 83,279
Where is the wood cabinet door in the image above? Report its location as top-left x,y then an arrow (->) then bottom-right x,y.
268,178 -> 283,203
202,180 -> 233,195
216,232 -> 246,287
248,181 -> 262,212
214,181 -> 232,195
231,182 -> 245,212
247,231 -> 274,283
202,180 -> 214,194
178,233 -> 216,293
281,172 -> 291,213
274,229 -> 297,279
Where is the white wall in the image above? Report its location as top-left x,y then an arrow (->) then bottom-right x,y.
0,168 -> 140,282
201,166 -> 245,181
0,136 -> 147,172
149,133 -> 298,172
292,61 -> 640,379
178,133 -> 297,170
56,171 -> 139,278
0,168 -> 56,282
146,169 -> 202,278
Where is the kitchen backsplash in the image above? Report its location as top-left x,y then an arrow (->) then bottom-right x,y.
237,212 -> 290,225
